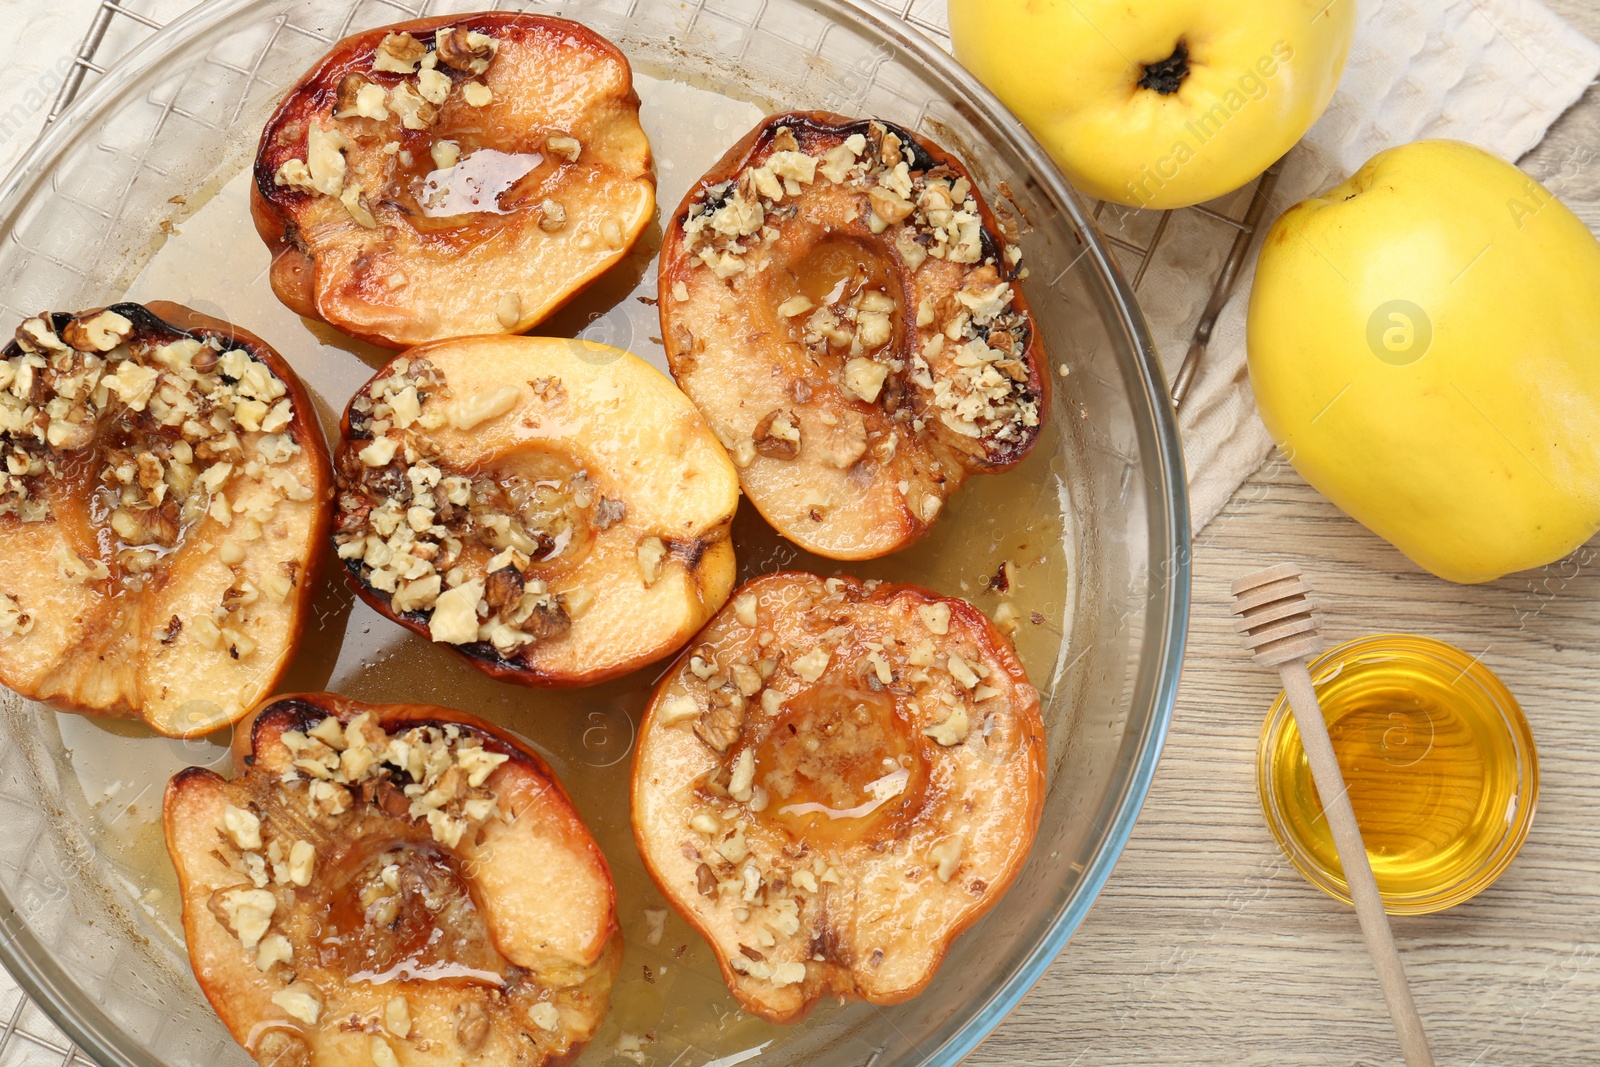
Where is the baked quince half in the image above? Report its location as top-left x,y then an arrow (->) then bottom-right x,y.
659,113 -> 1048,560
165,693 -> 621,1067
631,572 -> 1045,1022
0,301 -> 330,737
334,336 -> 739,686
252,12 -> 655,349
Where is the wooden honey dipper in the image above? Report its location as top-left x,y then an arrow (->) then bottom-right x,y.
1232,564 -> 1434,1067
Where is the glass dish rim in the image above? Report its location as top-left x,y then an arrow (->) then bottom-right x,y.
0,1 -> 1191,1064
1255,632 -> 1540,916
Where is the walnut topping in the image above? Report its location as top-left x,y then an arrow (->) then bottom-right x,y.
546,134 -> 581,163
733,592 -> 758,628
303,122 -> 348,196
461,81 -> 493,108
593,496 -> 627,530
61,310 -> 132,353
430,138 -> 461,170
657,693 -> 699,727
946,652 -> 981,690
388,82 -> 437,130
255,933 -> 293,972
335,77 -> 390,121
223,804 -> 262,850
753,409 -> 801,460
372,32 -> 426,74
416,67 -> 451,106
929,833 -> 964,882
428,580 -> 482,644
682,120 -> 1039,455
340,182 -> 378,228
214,886 -> 276,950
370,1037 -> 402,1067
271,985 -> 323,1025
0,313 -> 301,557
637,536 -> 667,586
287,839 -> 315,886
384,996 -> 412,1039
280,713 -> 512,852
435,28 -> 498,74
528,1002 -> 560,1032
495,292 -> 522,330
842,357 -> 889,404
918,602 -> 951,635
923,706 -> 969,746
337,360 -> 593,659
538,199 -> 567,233
694,685 -> 745,753
790,645 -> 831,683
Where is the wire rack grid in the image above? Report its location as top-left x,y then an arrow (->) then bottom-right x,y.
0,1 -> 1271,1063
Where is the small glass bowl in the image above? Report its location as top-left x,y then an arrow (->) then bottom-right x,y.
1258,634 -> 1538,915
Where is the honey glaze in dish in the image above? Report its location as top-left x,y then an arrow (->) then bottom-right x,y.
27,71 -> 1077,1065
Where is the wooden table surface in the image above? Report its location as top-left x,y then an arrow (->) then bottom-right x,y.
961,3 -> 1600,1064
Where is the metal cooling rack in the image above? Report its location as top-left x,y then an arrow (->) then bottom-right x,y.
0,1 -> 1276,1062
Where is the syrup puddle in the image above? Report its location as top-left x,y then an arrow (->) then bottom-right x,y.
778,766 -> 908,821
419,148 -> 543,216
350,957 -> 506,987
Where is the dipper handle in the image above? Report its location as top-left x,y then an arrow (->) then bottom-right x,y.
1233,565 -> 1435,1067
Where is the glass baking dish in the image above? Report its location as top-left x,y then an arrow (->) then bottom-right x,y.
0,1 -> 1189,1064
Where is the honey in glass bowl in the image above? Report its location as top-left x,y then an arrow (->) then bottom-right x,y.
1258,634 -> 1538,915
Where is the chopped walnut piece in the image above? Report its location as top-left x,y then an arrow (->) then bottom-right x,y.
271,985 -> 323,1025
430,139 -> 461,170
384,996 -> 412,1039
222,805 -> 262,850
213,886 -> 276,950
637,536 -> 667,586
657,694 -> 699,727
918,602 -> 951,635
546,134 -> 581,163
372,31 -> 426,74
593,496 -> 627,530
428,580 -> 483,645
435,27 -> 498,74
929,833 -> 964,882
495,292 -> 522,330
924,706 -> 969,747
694,686 -> 745,753
842,357 -> 889,404
753,409 -> 801,460
370,1037 -> 402,1067
483,565 -> 524,612
61,310 -> 132,353
538,199 -> 567,233
790,645 -> 830,683
461,81 -> 493,108
528,1001 -> 560,1032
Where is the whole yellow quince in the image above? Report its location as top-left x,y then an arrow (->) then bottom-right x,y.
949,0 -> 1356,209
1249,140 -> 1600,584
